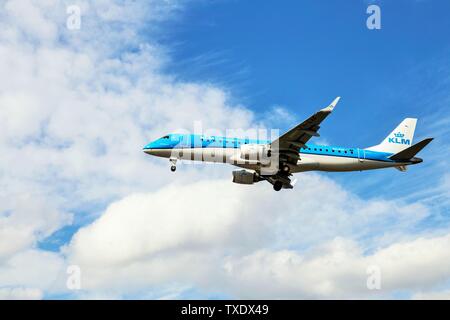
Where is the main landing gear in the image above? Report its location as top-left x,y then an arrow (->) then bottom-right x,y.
273,181 -> 283,191
271,164 -> 293,191
169,157 -> 177,172
281,164 -> 290,173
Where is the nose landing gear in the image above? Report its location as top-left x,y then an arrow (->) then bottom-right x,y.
169,157 -> 177,172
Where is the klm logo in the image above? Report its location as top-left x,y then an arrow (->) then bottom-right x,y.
388,132 -> 410,145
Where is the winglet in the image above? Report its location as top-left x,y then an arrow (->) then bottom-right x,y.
321,96 -> 341,112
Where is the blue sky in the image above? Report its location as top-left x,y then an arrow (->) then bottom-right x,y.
158,0 -> 449,211
161,0 -> 449,123
1,0 -> 450,300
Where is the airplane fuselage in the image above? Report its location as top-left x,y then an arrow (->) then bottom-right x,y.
143,134 -> 414,173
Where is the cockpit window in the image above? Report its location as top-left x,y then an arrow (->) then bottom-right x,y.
161,135 -> 169,139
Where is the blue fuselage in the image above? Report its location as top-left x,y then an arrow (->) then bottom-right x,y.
143,133 -> 394,163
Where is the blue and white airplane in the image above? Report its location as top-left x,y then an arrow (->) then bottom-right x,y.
143,97 -> 433,191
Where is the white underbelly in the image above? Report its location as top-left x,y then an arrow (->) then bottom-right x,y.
148,147 -> 260,168
292,154 -> 357,172
293,154 -> 395,172
147,148 -> 397,172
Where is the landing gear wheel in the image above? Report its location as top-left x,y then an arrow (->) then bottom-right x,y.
273,181 -> 283,191
169,157 -> 177,172
281,164 -> 290,173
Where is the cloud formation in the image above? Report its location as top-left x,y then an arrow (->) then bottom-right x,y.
0,0 -> 255,297
66,174 -> 448,299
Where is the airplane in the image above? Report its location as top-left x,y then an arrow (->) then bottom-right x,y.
143,97 -> 433,191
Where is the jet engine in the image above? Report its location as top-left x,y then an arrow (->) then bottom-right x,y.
239,144 -> 271,164
232,170 -> 260,185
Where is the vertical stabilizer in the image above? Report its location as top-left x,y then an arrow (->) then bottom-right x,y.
366,118 -> 417,153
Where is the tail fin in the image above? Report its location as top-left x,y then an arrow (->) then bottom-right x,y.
366,118 -> 417,153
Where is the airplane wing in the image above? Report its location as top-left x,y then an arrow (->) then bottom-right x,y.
271,97 -> 340,164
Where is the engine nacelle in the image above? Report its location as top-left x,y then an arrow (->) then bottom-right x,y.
232,170 -> 259,185
239,144 -> 271,164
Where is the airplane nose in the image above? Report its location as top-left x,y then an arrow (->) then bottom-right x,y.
143,142 -> 155,154
143,147 -> 156,155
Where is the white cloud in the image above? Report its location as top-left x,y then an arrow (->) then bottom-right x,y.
0,0 -> 253,227
64,174 -> 450,299
0,194 -> 72,259
413,290 -> 450,300
3,0 -> 58,43
225,234 -> 450,299
0,287 -> 43,300
0,249 -> 66,294
0,0 -> 255,295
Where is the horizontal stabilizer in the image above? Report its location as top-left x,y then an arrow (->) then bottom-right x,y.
389,138 -> 433,161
